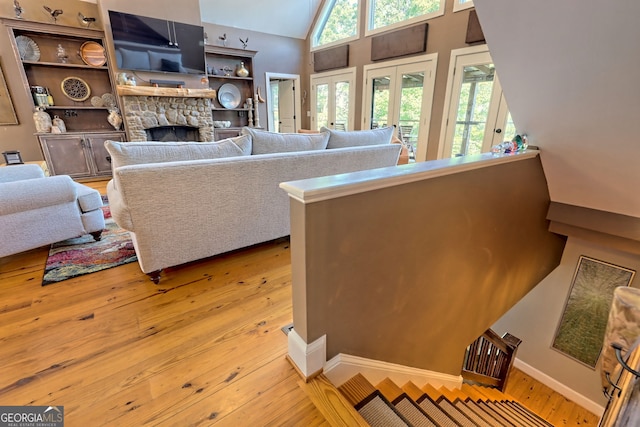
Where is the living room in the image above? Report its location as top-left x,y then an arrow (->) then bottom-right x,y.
2,0 -> 640,425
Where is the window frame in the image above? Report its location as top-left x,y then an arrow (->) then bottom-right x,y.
310,0 -> 361,52
364,0 -> 445,37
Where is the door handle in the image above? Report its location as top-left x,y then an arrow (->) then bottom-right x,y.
495,128 -> 502,134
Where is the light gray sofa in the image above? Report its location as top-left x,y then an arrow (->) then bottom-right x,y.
105,127 -> 400,283
0,164 -> 105,258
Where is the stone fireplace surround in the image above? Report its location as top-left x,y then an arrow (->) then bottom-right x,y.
117,86 -> 216,142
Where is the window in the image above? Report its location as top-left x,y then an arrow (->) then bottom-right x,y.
311,0 -> 360,50
366,0 -> 444,35
453,0 -> 474,12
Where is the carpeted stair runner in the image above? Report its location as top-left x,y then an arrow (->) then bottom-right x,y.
435,396 -> 478,426
454,399 -> 494,427
462,398 -> 510,426
338,374 -> 556,427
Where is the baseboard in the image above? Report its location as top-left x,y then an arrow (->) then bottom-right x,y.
287,329 -> 326,380
513,358 -> 605,416
324,353 -> 463,390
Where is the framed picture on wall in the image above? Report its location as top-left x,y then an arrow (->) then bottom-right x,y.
0,60 -> 19,125
552,256 -> 635,368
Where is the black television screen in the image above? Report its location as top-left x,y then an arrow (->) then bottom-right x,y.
108,10 -> 205,75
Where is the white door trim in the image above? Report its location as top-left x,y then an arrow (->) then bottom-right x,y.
265,72 -> 302,133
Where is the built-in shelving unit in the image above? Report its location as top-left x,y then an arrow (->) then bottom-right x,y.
3,18 -> 124,179
205,45 -> 257,140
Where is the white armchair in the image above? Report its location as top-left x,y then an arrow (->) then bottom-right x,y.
0,164 -> 105,257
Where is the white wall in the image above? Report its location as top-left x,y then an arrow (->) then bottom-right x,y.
474,0 -> 640,218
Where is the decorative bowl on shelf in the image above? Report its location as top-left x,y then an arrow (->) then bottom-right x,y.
213,120 -> 232,128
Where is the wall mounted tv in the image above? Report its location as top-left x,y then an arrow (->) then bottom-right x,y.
108,10 -> 206,75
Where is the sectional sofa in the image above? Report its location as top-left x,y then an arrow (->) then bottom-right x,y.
105,127 -> 401,283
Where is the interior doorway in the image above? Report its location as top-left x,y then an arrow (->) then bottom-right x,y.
265,73 -> 302,133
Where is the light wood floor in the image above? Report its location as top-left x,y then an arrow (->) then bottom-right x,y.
0,179 -> 601,426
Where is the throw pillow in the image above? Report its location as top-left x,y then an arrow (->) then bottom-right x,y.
118,48 -> 151,70
148,51 -> 186,73
241,127 -> 329,155
321,126 -> 394,149
105,135 -> 252,170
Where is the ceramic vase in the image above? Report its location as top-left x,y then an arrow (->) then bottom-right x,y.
33,107 -> 52,133
236,62 -> 249,77
52,115 -> 66,132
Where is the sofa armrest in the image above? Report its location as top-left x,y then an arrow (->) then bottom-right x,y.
0,164 -> 45,183
0,175 -> 77,215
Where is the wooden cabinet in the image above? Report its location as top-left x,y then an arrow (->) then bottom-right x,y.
3,18 -> 124,178
205,46 -> 257,140
39,132 -> 125,178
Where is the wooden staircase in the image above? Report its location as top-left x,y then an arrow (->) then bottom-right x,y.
336,373 -> 554,426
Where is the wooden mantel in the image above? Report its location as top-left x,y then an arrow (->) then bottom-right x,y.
116,85 -> 217,99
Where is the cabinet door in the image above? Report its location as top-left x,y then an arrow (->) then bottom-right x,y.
39,134 -> 92,178
86,133 -> 123,175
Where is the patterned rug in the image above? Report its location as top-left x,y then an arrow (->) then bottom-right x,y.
41,197 -> 137,286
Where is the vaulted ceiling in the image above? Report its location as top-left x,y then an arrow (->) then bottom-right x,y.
198,0 -> 323,39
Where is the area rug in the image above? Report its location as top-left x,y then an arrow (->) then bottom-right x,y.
41,197 -> 137,286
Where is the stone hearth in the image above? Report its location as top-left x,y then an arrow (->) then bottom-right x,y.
121,95 -> 214,142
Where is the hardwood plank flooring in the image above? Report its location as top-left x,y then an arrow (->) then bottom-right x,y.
0,178 -> 601,426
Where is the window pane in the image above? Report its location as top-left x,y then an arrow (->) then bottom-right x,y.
315,0 -> 359,47
370,0 -> 442,30
335,81 -> 350,129
399,72 -> 424,159
451,64 -> 495,157
370,76 -> 391,129
316,84 -> 329,130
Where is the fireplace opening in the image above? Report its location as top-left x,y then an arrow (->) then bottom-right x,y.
146,126 -> 199,142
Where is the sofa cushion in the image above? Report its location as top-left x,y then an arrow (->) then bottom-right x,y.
242,127 -> 329,154
321,126 -> 395,149
105,136 -> 252,170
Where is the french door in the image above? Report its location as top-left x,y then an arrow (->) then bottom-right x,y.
362,54 -> 437,161
438,45 -> 515,159
310,68 -> 356,131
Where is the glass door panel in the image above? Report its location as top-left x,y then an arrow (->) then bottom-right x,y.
363,57 -> 436,161
315,83 -> 329,130
311,69 -> 356,131
398,70 -> 424,159
334,80 -> 350,130
451,63 -> 495,156
370,75 -> 392,129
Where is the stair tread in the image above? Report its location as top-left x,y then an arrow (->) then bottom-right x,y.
356,391 -> 410,427
454,399 -> 494,427
417,394 -> 460,427
436,396 -> 480,427
488,400 -> 538,427
393,395 -> 438,427
508,400 -> 554,427
478,400 -> 516,426
464,398 -> 511,427
338,373 -> 377,406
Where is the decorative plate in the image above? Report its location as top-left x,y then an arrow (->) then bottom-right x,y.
79,41 -> 107,67
218,83 -> 241,109
61,76 -> 91,101
90,95 -> 104,107
101,93 -> 116,109
15,35 -> 40,61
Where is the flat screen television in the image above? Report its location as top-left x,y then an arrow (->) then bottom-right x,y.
108,10 -> 206,75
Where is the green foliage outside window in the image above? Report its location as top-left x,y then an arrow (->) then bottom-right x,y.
315,0 -> 359,47
370,0 -> 441,30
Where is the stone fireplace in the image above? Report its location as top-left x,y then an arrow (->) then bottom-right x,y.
117,86 -> 217,142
